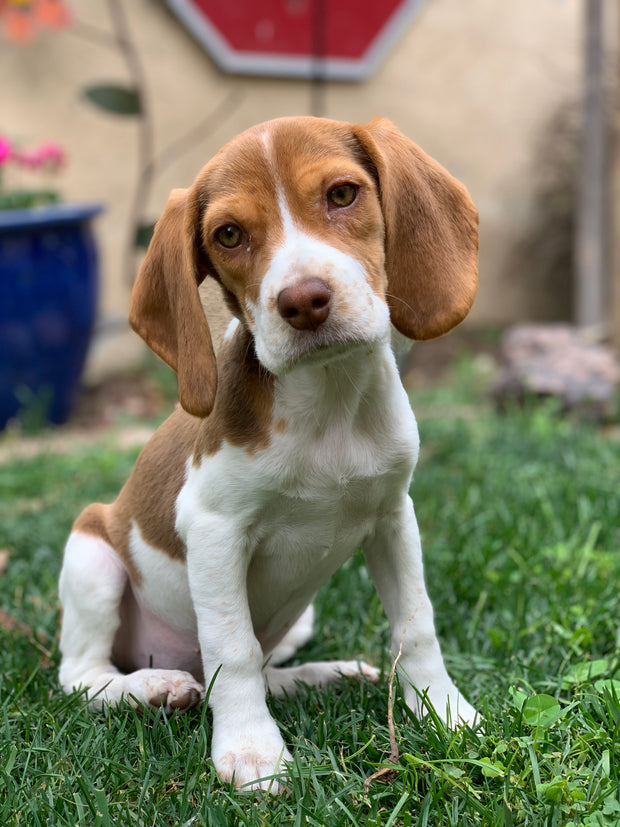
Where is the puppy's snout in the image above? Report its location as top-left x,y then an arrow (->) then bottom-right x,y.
277,278 -> 332,331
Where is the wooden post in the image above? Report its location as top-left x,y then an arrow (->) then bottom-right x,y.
610,0 -> 620,347
575,0 -> 607,334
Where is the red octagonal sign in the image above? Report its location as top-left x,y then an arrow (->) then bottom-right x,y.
167,0 -> 424,80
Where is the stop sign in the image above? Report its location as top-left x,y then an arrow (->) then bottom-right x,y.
167,0 -> 424,80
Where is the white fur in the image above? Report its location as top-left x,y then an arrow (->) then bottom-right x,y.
223,317 -> 240,342
129,523 -> 195,632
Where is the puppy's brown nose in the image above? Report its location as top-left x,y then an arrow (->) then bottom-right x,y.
277,277 -> 332,331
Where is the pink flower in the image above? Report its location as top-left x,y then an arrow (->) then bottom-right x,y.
0,136 -> 12,165
11,148 -> 39,168
35,141 -> 65,169
11,140 -> 66,170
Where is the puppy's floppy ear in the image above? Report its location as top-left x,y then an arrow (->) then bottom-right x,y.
129,187 -> 217,417
353,117 -> 478,340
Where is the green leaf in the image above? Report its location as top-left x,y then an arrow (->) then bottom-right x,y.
0,189 -> 59,210
521,694 -> 562,729
595,679 -> 620,701
508,686 -> 529,711
563,659 -> 609,687
536,779 -> 565,803
478,757 -> 506,778
83,84 -> 142,116
603,797 -> 620,815
584,797 -> 620,827
441,763 -> 465,779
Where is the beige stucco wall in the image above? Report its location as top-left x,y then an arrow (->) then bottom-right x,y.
0,0 -> 583,377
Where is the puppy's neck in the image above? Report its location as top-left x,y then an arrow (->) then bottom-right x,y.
211,323 -> 398,447
273,341 -> 395,434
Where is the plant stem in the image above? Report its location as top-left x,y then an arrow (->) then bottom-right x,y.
68,19 -> 119,51
106,0 -> 155,288
149,88 -> 244,179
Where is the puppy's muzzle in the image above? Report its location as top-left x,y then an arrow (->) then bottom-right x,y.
277,277 -> 332,331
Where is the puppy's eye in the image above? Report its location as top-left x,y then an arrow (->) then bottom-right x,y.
327,183 -> 358,208
215,224 -> 242,249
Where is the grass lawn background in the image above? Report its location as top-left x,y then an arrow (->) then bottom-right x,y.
1,359 -> 619,826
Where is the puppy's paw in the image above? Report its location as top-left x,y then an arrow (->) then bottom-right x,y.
405,682 -> 479,728
335,659 -> 381,684
125,669 -> 204,713
446,694 -> 479,728
265,658 -> 381,698
212,725 -> 292,793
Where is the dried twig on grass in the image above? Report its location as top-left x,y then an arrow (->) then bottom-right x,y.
364,612 -> 416,793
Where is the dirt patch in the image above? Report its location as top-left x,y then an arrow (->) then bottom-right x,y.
71,372 -> 174,429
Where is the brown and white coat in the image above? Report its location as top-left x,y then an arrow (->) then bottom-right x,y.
59,116 -> 479,792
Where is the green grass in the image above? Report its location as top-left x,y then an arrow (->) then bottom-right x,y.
1,371 -> 619,826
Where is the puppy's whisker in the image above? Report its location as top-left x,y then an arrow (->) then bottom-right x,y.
384,290 -> 417,315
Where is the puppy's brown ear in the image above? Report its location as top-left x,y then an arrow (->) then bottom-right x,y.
129,187 -> 217,417
353,117 -> 478,340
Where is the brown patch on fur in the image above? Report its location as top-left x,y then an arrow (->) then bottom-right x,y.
111,412 -> 201,562
71,414 -> 200,569
351,117 -> 478,341
275,418 -> 287,433
129,188 -> 218,418
73,502 -> 143,586
193,325 -> 274,460
197,131 -> 283,314
86,326 -> 274,564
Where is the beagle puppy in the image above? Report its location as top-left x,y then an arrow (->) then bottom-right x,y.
59,117 -> 479,792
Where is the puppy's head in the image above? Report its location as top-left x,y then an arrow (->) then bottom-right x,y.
130,117 -> 478,417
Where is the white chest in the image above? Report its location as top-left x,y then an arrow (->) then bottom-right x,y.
173,344 -> 419,651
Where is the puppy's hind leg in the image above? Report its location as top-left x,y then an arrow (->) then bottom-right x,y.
59,527 -> 129,705
59,521 -> 203,713
264,660 -> 380,698
268,604 -> 315,666
264,607 -> 379,696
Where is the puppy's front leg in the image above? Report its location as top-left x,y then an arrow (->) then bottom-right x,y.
363,494 -> 478,726
186,516 -> 291,792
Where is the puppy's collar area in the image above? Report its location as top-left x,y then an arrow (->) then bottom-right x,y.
271,339 -> 395,433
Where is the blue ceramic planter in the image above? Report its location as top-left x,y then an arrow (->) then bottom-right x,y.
0,203 -> 103,428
